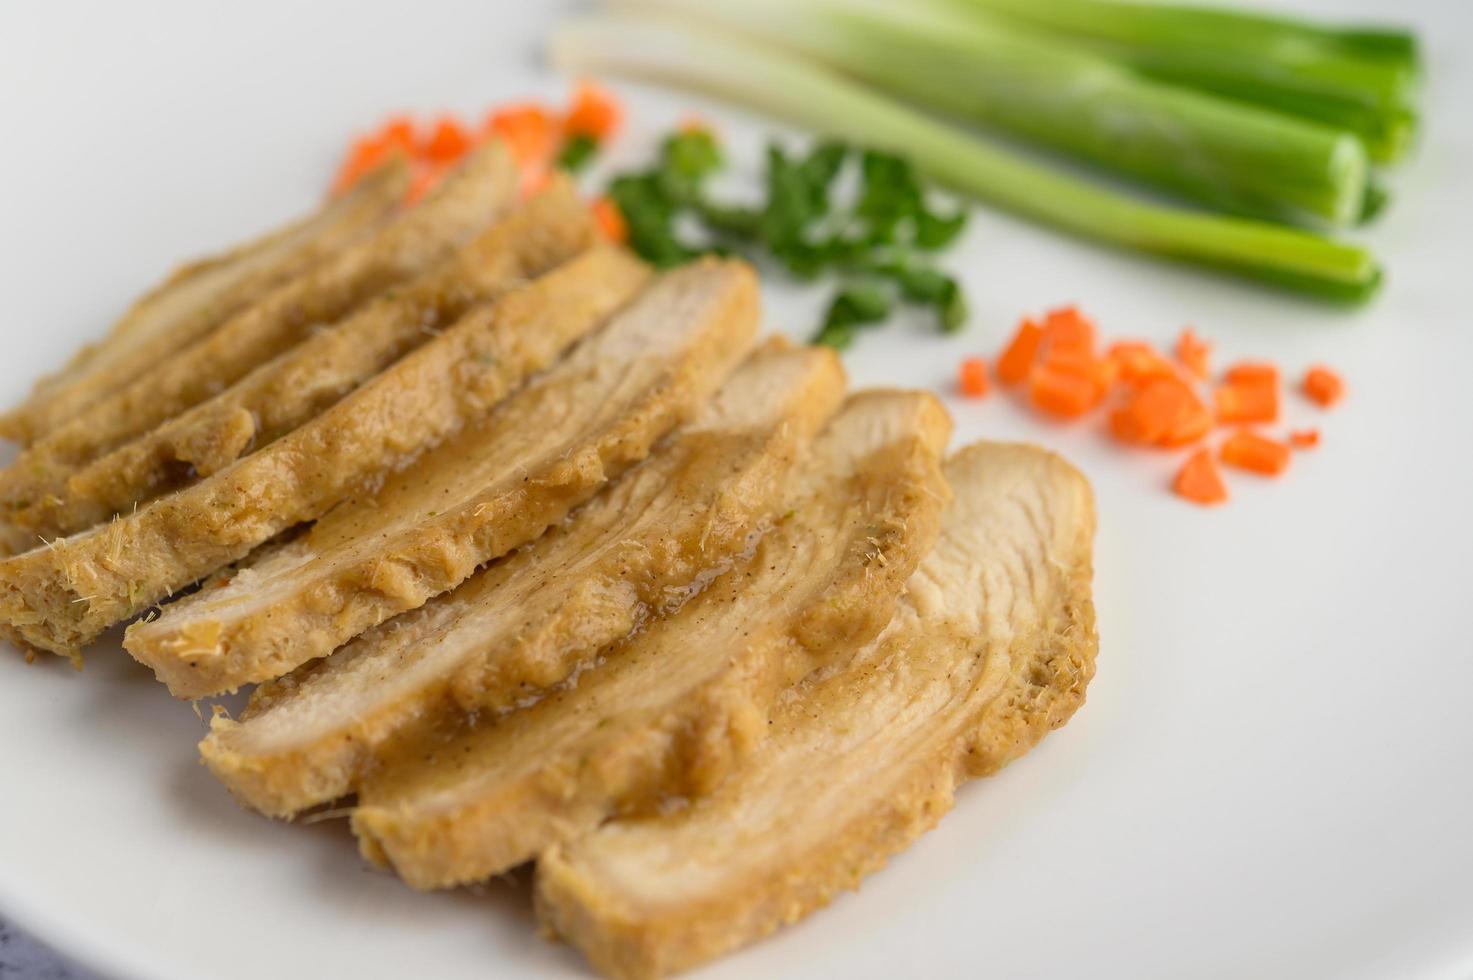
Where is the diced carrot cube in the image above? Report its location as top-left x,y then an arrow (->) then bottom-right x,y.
1220,430 -> 1291,476
1041,305 -> 1096,356
330,136 -> 391,196
1214,379 -> 1280,424
1289,428 -> 1320,449
565,80 -> 623,141
377,116 -> 417,154
958,357 -> 990,398
996,318 -> 1044,385
1107,340 -> 1179,385
1174,449 -> 1229,506
1303,365 -> 1345,407
1176,327 -> 1212,380
1110,375 -> 1211,448
1029,365 -> 1101,418
421,116 -> 471,164
486,104 -> 561,170
591,196 -> 628,244
1224,361 -> 1280,387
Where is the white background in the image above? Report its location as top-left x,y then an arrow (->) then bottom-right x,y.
1,2 -> 1471,978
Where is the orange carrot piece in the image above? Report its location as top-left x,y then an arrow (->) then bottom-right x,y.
1289,428 -> 1321,449
1220,430 -> 1291,476
1214,379 -> 1280,424
1174,449 -> 1229,506
591,196 -> 628,244
1029,365 -> 1101,418
330,137 -> 391,196
1041,305 -> 1096,357
565,80 -> 623,140
1110,374 -> 1211,447
1224,361 -> 1280,387
1176,327 -> 1212,379
958,357 -> 990,398
377,116 -> 417,154
1108,340 -> 1179,386
1303,365 -> 1345,407
486,104 -> 561,169
997,318 -> 1044,385
422,116 -> 471,164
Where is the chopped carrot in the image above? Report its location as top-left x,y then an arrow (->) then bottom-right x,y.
565,80 -> 623,141
1107,340 -> 1179,385
1303,365 -> 1345,407
377,116 -> 417,154
1176,327 -> 1212,379
958,357 -> 990,398
996,318 -> 1044,385
1214,379 -> 1280,424
1041,346 -> 1116,400
486,104 -> 561,169
421,116 -> 471,164
1174,449 -> 1229,506
591,196 -> 628,245
1041,305 -> 1096,357
1220,430 -> 1291,476
1110,374 -> 1211,447
330,136 -> 391,196
1224,361 -> 1279,387
1289,428 -> 1321,449
1029,365 -> 1101,418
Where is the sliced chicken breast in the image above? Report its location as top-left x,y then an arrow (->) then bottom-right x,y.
0,142 -> 518,534
0,158 -> 410,445
0,246 -> 648,658
45,177 -> 597,535
348,389 -> 951,890
534,443 -> 1098,980
198,339 -> 844,816
127,258 -> 757,697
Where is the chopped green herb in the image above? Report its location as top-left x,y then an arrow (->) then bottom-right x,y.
557,133 -> 600,173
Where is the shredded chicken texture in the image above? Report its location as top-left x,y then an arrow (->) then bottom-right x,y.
127,257 -> 754,697
0,142 -> 517,535
534,443 -> 1097,980
0,158 -> 410,446
0,246 -> 646,658
198,340 -> 844,816
348,389 -> 951,890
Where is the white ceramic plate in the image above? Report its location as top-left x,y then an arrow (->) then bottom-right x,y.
3,2 -> 1471,978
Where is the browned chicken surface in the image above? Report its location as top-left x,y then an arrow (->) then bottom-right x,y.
126,257 -> 754,696
349,390 -> 951,889
535,443 -> 1097,980
0,158 -> 410,446
0,142 -> 517,535
198,340 -> 844,816
0,245 -> 647,657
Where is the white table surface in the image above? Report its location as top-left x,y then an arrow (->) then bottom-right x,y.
1,2 -> 1471,979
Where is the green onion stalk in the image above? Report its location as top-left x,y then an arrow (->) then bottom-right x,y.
622,0 -> 1371,228
551,13 -> 1381,302
945,0 -> 1420,163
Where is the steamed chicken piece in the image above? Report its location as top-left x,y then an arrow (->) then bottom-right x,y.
536,443 -> 1098,980
51,177 -> 597,533
0,246 -> 648,658
127,257 -> 757,697
0,141 -> 518,535
199,339 -> 844,816
349,389 -> 951,890
0,158 -> 410,445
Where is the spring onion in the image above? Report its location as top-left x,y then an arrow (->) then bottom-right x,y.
551,14 -> 1381,301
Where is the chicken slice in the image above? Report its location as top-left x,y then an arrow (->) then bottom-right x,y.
0,246 -> 648,659
0,158 -> 410,445
534,443 -> 1098,980
198,340 -> 845,816
348,389 -> 952,890
0,142 -> 517,533
45,177 -> 597,535
125,258 -> 757,696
